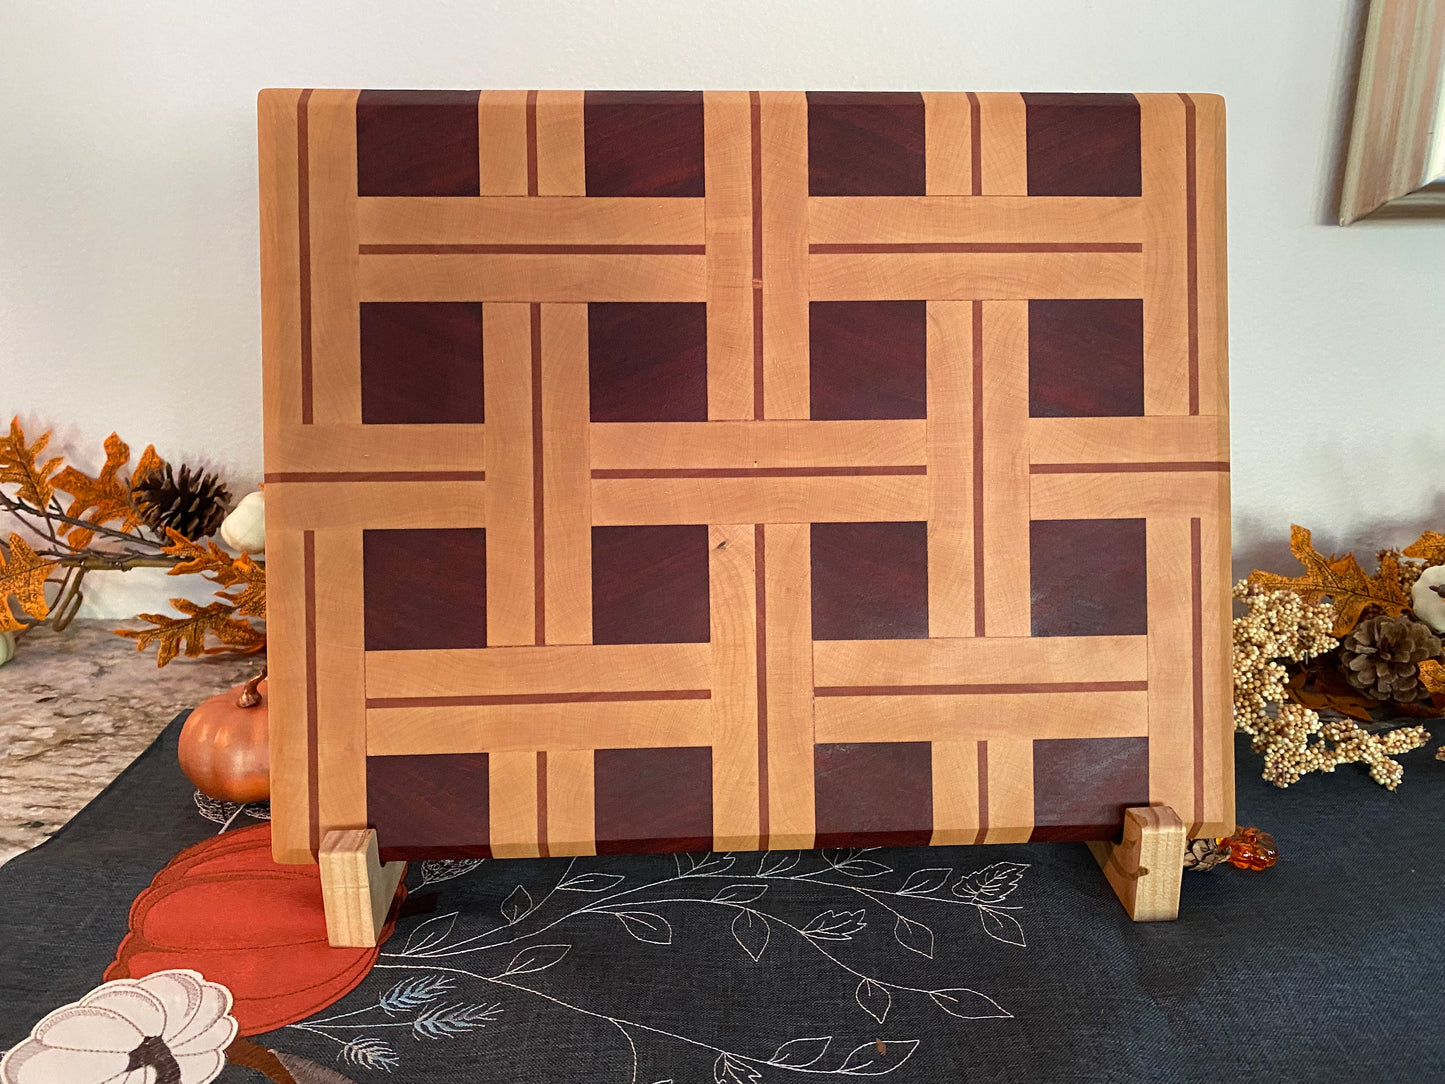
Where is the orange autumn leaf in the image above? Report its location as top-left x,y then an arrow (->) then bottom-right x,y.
53,433 -> 164,547
1419,659 -> 1445,696
0,533 -> 56,633
1248,524 -> 1409,637
0,417 -> 64,509
160,527 -> 246,586
219,553 -> 266,618
1402,530 -> 1445,566
115,599 -> 265,667
1285,668 -> 1376,723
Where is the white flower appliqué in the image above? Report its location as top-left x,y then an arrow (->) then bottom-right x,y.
0,969 -> 237,1084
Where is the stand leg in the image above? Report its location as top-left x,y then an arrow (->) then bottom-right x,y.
1086,806 -> 1185,922
319,828 -> 406,947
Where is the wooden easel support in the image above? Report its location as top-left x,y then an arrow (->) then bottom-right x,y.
1087,806 -> 1185,922
318,828 -> 406,947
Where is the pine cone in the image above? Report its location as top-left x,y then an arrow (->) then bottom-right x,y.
132,463 -> 232,539
1340,613 -> 1442,702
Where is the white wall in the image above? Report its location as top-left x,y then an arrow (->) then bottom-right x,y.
2,0 -> 1441,616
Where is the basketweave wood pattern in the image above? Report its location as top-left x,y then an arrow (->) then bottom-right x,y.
258,89 -> 1233,865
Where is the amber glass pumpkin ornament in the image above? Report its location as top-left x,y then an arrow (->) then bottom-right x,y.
178,670 -> 270,803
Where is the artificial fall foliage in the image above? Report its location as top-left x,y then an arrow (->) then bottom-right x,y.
1238,524 -> 1445,789
0,533 -> 55,633
1248,524 -> 1411,637
0,416 -> 265,665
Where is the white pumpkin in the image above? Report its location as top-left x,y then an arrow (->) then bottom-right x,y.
0,969 -> 237,1084
219,490 -> 265,554
0,631 -> 13,667
1411,565 -> 1445,634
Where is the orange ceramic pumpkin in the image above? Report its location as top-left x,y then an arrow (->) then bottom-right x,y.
178,673 -> 270,803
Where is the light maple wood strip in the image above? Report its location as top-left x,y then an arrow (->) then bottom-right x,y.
483,303 -> 536,646
1193,94 -> 1230,418
923,92 -> 975,195
975,93 -> 1028,195
306,90 -> 362,426
313,530 -> 368,836
270,424 -> 486,474
1030,471 -> 1226,520
1145,518 -> 1196,830
1139,94 -> 1191,416
1201,499 -> 1236,838
267,481 -> 486,530
357,253 -> 707,302
1088,806 -> 1185,921
809,196 -> 1143,245
759,92 -> 810,419
478,91 -> 529,195
930,740 -> 982,845
981,738 -> 1034,844
534,91 -> 585,195
926,301 -> 975,637
814,691 -> 1148,743
319,829 -> 406,947
710,524 -> 761,851
546,749 -> 596,857
763,522 -> 815,850
808,252 -> 1143,301
589,420 -> 926,470
814,635 -> 1148,688
258,89 -> 304,441
541,304 -> 593,644
356,196 -> 706,246
264,528 -> 312,863
489,749 -> 541,859
367,699 -> 714,755
705,92 -> 756,421
980,301 -> 1031,636
1028,415 -> 1227,466
591,475 -> 929,526
366,643 -> 711,699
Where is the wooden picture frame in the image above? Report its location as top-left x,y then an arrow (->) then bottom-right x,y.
1339,0 -> 1445,223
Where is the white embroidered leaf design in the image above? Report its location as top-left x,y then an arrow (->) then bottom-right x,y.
402,911 -> 458,955
855,978 -> 891,1024
893,914 -> 935,959
769,1036 -> 832,1067
712,883 -> 768,904
378,974 -> 453,1014
501,944 -> 571,976
687,854 -> 736,877
731,909 -> 770,961
977,906 -> 1027,947
801,909 -> 867,940
557,872 -> 626,892
615,911 -> 673,945
837,1038 -> 919,1075
953,861 -> 1029,905
412,1001 -> 503,1038
501,885 -> 533,925
929,988 -> 1012,1020
417,858 -> 484,886
897,867 -> 952,896
339,1037 -> 399,1071
757,852 -> 800,877
714,1051 -> 762,1083
830,858 -> 892,879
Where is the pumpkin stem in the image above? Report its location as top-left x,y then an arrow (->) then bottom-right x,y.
237,665 -> 268,708
226,1036 -> 298,1084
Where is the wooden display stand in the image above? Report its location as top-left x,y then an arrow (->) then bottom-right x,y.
1089,806 -> 1187,922
318,829 -> 406,948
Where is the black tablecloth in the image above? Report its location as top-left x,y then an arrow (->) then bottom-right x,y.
2,715 -> 1441,1083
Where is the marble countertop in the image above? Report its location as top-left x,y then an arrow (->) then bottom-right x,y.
0,620 -> 263,865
